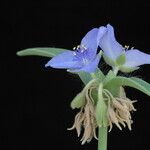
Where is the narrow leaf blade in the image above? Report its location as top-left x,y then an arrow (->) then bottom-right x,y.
131,77 -> 150,92
17,47 -> 67,58
104,76 -> 150,96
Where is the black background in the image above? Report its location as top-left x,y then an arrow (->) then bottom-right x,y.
1,0 -> 150,150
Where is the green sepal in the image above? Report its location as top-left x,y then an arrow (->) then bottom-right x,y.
103,70 -> 116,85
78,71 -> 92,85
71,92 -> 85,109
104,76 -> 150,96
96,83 -> 108,127
115,51 -> 126,66
119,66 -> 139,73
93,68 -> 105,82
102,54 -> 115,67
17,47 -> 67,58
78,68 -> 105,85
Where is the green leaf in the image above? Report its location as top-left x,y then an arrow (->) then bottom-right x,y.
131,77 -> 150,92
16,47 -> 67,58
103,71 -> 120,97
104,83 -> 120,97
104,76 -> 150,96
71,92 -> 85,109
78,71 -> 92,85
116,52 -> 126,66
96,83 -> 108,127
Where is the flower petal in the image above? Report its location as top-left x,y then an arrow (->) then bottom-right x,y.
69,55 -> 101,73
81,28 -> 99,52
99,24 -> 123,61
45,50 -> 81,69
123,49 -> 150,67
82,55 -> 101,73
97,26 -> 107,43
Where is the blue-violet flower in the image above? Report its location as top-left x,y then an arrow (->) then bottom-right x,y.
45,27 -> 106,73
98,24 -> 150,72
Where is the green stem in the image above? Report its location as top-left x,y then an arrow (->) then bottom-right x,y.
98,127 -> 107,150
113,67 -> 119,75
91,73 -> 97,79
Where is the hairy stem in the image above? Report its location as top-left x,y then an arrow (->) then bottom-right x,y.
113,67 -> 119,75
98,127 -> 107,150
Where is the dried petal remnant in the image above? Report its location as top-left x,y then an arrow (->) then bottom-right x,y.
68,80 -> 98,145
69,86 -> 136,144
104,87 -> 136,131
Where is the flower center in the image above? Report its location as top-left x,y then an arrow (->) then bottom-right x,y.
73,45 -> 89,65
73,44 -> 87,53
124,45 -> 134,50
82,58 -> 89,65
